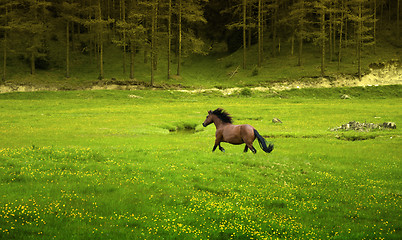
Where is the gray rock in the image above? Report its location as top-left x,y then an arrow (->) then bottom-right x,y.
383,122 -> 396,129
340,94 -> 351,99
272,118 -> 282,123
331,121 -> 396,132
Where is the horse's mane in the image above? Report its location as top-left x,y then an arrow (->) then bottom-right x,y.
212,108 -> 233,123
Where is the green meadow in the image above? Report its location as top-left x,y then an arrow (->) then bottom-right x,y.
0,87 -> 401,239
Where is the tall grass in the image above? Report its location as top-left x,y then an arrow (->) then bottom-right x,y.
0,88 -> 401,239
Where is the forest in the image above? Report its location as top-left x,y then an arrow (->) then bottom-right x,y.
0,0 -> 400,85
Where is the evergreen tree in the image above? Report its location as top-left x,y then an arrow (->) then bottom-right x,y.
83,0 -> 113,80
348,0 -> 375,80
7,0 -> 52,75
313,0 -> 330,76
0,0 -> 15,81
337,0 -> 346,69
125,0 -> 146,80
167,0 -> 172,79
397,0 -> 400,42
268,0 -> 279,57
57,1 -> 81,78
175,0 -> 207,75
288,0 -> 312,66
225,0 -> 250,69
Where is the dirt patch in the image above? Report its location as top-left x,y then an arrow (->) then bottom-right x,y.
177,62 -> 401,94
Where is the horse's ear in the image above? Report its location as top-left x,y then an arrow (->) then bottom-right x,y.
208,110 -> 212,114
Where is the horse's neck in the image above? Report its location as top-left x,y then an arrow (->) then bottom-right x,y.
213,116 -> 230,129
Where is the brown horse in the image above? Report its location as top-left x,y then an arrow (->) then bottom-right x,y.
202,108 -> 274,154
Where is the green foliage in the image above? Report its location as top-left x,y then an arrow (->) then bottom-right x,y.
251,66 -> 259,76
0,89 -> 400,239
239,87 -> 252,97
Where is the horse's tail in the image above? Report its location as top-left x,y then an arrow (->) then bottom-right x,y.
254,129 -> 274,153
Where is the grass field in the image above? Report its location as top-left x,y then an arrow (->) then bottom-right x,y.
0,87 -> 401,239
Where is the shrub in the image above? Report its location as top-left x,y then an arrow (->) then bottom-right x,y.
240,87 -> 252,97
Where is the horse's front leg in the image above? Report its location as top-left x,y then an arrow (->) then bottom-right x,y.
218,144 -> 225,152
212,137 -> 224,152
212,144 -> 218,152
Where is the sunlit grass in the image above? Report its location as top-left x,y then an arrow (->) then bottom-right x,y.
0,88 -> 401,239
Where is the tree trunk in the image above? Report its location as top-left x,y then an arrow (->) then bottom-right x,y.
66,21 -> 70,78
167,0 -> 171,79
298,35 -> 303,66
373,0 -> 376,54
247,3 -> 251,49
261,0 -> 264,58
320,8 -> 325,77
122,0 -> 126,74
338,0 -> 344,70
358,1 -> 362,81
71,22 -> 75,52
99,35 -> 104,79
291,32 -> 294,56
177,0 -> 182,75
329,8 -> 333,61
272,0 -> 277,58
130,40 -> 134,79
151,0 -> 157,85
2,6 -> 7,81
242,0 -> 246,69
98,0 -> 104,80
398,0 -> 400,42
31,51 -> 35,75
258,0 -> 262,67
344,16 -> 348,47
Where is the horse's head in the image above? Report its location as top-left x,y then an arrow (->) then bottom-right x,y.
202,110 -> 213,127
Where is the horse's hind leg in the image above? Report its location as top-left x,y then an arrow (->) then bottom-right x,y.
246,143 -> 257,154
243,145 -> 248,152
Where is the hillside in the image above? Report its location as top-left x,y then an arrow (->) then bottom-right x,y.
0,35 -> 400,93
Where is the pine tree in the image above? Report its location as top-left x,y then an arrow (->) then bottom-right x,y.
313,0 -> 330,76
167,0 -> 172,79
242,0 -> 246,69
397,0 -> 400,42
125,0 -> 146,80
83,0 -> 113,80
288,0 -> 312,66
151,0 -> 157,85
0,0 -> 14,81
257,0 -> 262,67
58,1 -> 81,78
269,0 -> 279,58
175,0 -> 207,75
7,0 -> 52,75
337,0 -> 346,70
225,0 -> 249,69
348,0 -> 375,80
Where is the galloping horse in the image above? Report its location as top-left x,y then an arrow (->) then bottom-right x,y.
202,108 -> 274,154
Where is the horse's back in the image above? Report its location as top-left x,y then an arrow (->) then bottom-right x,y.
219,124 -> 256,144
240,124 -> 256,140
